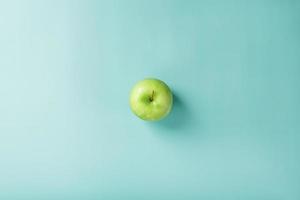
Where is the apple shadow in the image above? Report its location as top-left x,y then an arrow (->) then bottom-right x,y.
148,91 -> 197,134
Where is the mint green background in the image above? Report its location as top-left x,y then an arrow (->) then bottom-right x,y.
1,0 -> 300,199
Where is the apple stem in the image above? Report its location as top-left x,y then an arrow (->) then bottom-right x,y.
149,90 -> 155,102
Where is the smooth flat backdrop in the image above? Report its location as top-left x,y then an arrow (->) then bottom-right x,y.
1,0 -> 300,199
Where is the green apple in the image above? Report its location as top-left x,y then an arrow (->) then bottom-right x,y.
129,78 -> 173,121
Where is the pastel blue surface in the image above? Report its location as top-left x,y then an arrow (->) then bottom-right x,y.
1,0 -> 300,199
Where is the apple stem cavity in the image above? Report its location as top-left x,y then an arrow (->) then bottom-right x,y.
149,90 -> 155,102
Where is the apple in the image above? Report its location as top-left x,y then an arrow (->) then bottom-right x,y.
129,78 -> 173,121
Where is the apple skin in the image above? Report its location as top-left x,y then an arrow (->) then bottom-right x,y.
129,78 -> 173,121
